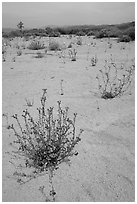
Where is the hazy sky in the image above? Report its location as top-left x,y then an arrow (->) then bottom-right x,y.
2,2 -> 135,28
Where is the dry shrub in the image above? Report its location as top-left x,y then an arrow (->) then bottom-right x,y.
49,41 -> 61,51
96,60 -> 135,99
7,89 -> 83,201
69,49 -> 77,61
28,40 -> 45,50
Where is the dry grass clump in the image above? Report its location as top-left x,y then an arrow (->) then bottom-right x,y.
69,49 -> 77,61
7,89 -> 83,201
28,40 -> 45,50
49,41 -> 61,51
96,60 -> 135,99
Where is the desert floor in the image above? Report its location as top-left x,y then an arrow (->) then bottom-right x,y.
2,35 -> 135,202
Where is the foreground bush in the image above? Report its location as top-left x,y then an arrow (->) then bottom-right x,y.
28,40 -> 45,50
8,89 -> 83,201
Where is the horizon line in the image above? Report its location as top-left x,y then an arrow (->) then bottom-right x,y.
2,20 -> 135,30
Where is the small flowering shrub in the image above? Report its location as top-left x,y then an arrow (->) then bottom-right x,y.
7,89 -> 83,201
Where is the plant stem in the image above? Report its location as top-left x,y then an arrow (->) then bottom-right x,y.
48,167 -> 56,202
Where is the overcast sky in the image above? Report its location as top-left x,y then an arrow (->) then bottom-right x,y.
2,2 -> 135,28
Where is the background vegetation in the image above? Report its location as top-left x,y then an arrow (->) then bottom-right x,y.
2,21 -> 135,42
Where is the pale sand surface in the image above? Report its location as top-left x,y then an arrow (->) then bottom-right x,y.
2,36 -> 135,201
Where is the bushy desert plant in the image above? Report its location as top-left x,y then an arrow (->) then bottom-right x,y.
28,40 -> 45,50
7,89 -> 83,201
49,41 -> 61,51
96,60 -> 135,99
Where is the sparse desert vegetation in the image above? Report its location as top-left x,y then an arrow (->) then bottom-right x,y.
2,20 -> 135,202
